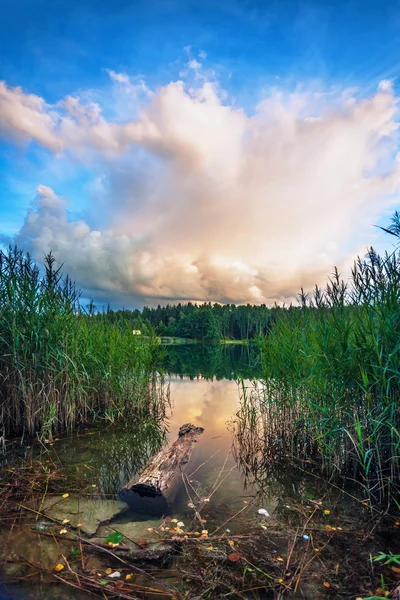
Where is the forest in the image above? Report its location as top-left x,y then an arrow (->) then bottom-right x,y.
103,301 -> 278,342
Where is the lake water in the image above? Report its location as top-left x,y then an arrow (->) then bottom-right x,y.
1,343 -> 363,599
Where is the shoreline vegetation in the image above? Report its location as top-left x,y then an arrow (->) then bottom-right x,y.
0,247 -> 167,441
1,214 -> 400,598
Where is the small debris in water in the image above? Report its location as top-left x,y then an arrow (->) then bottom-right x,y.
108,571 -> 121,579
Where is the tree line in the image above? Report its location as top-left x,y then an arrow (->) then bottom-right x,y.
101,302 -> 282,342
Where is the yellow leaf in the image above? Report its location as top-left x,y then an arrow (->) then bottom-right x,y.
54,563 -> 64,572
62,493 -> 69,499
59,528 -> 68,534
147,528 -> 153,532
62,519 -> 70,525
323,510 -> 330,515
203,498 -> 210,503
323,581 -> 331,588
125,574 -> 132,581
276,556 -> 284,562
194,532 -> 200,536
105,568 -> 112,575
207,545 -> 213,550
243,500 -> 248,504
92,484 -> 97,488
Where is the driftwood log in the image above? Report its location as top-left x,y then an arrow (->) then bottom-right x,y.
119,423 -> 204,515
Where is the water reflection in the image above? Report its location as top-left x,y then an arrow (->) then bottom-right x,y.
161,342 -> 263,380
51,419 -> 167,497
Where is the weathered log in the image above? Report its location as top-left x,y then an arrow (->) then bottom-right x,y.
119,423 -> 204,514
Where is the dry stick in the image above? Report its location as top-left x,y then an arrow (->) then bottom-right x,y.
182,472 -> 201,500
208,450 -> 231,496
207,465 -> 237,500
80,538 -> 181,598
36,472 -> 50,521
181,473 -> 204,528
188,449 -> 221,478
210,504 -> 250,536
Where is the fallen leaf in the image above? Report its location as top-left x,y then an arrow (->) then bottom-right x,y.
228,552 -> 241,562
109,571 -> 121,579
100,580 -> 109,585
106,532 -> 123,545
276,556 -> 284,562
164,517 -> 172,523
323,510 -> 331,515
207,545 -> 213,550
125,574 -> 132,581
62,519 -> 70,525
138,539 -> 148,548
188,503 -> 195,508
62,493 -> 69,499
203,498 -> 210,503
91,484 -> 97,488
228,540 -> 235,547
77,523 -> 83,527
194,532 -> 200,536
54,563 -> 64,572
105,568 -> 112,575
392,566 -> 400,574
147,528 -> 153,532
323,581 -> 331,588
243,500 -> 248,504
59,528 -> 68,535
171,519 -> 178,523
201,530 -> 208,535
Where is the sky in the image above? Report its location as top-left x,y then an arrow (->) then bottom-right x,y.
1,0 -> 400,308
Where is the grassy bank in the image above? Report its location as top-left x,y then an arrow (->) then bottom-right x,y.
0,247 -> 165,441
238,214 -> 400,506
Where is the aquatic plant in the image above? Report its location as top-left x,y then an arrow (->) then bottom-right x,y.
0,246 -> 165,440
237,213 -> 400,505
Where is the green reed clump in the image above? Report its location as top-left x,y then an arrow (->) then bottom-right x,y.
251,214 -> 400,504
0,246 -> 164,440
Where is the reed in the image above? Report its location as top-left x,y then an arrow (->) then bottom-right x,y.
0,246 -> 165,441
239,214 -> 400,505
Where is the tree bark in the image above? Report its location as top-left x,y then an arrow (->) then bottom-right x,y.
119,423 -> 204,514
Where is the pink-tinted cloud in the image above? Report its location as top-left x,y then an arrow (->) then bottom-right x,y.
3,70 -> 400,305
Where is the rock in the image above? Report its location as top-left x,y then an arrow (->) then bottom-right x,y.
42,495 -> 127,536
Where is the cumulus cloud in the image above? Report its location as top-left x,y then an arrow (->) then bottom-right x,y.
3,70 -> 400,306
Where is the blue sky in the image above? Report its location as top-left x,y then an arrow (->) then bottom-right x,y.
1,0 -> 400,306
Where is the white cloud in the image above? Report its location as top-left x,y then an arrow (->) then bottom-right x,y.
2,71 -> 400,306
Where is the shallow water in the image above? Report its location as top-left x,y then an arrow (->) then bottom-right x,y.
1,344 -> 368,599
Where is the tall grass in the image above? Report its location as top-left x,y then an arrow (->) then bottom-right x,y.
240,215 -> 400,505
0,246 -> 165,441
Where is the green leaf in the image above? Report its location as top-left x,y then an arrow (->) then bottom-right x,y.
100,580 -> 109,585
71,546 -> 80,556
106,531 -> 123,544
